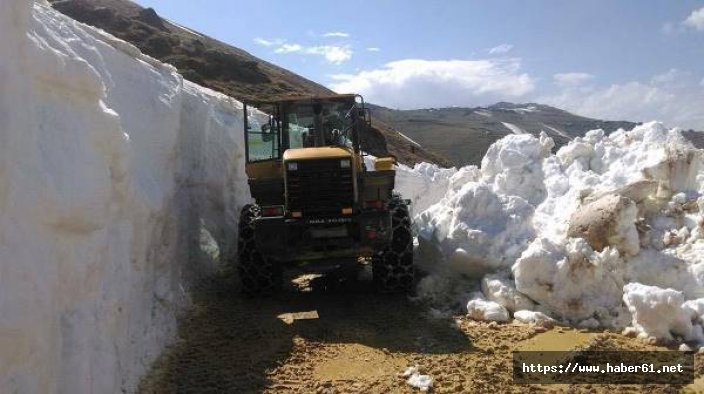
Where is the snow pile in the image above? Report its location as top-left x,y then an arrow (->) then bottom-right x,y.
401,366 -> 433,392
400,121 -> 704,346
411,133 -> 551,278
514,237 -> 628,327
466,292 -> 510,322
622,283 -> 700,343
395,162 -> 460,214
481,274 -> 535,312
513,310 -> 557,328
1,2 -> 248,393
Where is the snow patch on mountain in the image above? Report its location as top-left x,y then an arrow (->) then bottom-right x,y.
542,123 -> 571,139
398,131 -> 422,146
501,122 -> 527,135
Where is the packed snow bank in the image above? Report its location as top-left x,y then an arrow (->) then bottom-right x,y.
395,162 -> 460,214
0,2 -> 249,393
399,121 -> 704,347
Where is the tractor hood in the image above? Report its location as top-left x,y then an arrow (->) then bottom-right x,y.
283,147 -> 352,161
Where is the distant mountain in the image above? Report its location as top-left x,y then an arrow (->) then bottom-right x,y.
370,103 -> 704,166
49,0 -> 450,167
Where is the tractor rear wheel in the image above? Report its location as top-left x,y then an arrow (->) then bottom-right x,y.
237,204 -> 281,295
372,197 -> 415,293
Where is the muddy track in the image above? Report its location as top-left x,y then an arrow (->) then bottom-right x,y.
139,269 -> 702,393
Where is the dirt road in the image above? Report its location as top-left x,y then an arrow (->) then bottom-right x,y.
138,268 -> 703,393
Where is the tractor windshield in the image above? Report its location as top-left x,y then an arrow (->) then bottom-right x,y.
245,98 -> 358,162
283,100 -> 354,149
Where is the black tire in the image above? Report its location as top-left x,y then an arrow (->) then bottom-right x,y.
372,197 -> 415,293
237,204 -> 281,295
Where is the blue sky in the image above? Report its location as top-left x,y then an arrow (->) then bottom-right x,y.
134,0 -> 704,129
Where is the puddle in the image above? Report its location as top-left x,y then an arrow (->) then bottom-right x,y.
314,344 -> 407,381
516,329 -> 597,352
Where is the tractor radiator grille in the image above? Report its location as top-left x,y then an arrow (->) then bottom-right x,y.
286,159 -> 354,216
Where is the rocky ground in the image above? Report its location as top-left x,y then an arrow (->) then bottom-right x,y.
139,267 -> 704,393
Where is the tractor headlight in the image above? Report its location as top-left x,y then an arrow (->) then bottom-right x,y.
340,159 -> 351,168
287,162 -> 298,171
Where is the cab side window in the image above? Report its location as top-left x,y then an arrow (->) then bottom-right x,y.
246,108 -> 280,162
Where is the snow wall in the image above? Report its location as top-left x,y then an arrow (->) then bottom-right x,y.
0,2 -> 250,393
398,122 -> 704,349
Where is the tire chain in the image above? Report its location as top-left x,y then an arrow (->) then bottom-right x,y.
372,198 -> 415,293
237,204 -> 281,294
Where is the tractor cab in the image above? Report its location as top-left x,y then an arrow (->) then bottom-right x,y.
244,94 -> 366,162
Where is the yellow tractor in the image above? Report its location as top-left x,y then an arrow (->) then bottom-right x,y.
238,94 -> 414,294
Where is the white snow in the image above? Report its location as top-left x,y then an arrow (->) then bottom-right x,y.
398,130 -> 422,146
514,238 -> 628,326
1,2 -> 249,393
394,162 -> 460,214
466,292 -> 510,322
166,19 -> 204,38
501,121 -> 527,135
511,105 -> 539,113
513,310 -> 557,328
402,366 -> 433,392
542,123 -> 571,139
397,119 -> 704,346
481,274 -> 535,312
622,283 -> 696,343
494,106 -> 539,114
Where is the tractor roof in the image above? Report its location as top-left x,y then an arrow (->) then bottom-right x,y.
245,93 -> 359,107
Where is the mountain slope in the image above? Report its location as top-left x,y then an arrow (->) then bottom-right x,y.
49,0 -> 450,167
370,103 -> 639,166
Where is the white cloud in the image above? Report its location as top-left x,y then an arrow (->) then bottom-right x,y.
488,44 -> 513,55
329,58 -> 535,109
650,68 -> 680,84
323,32 -> 350,38
366,47 -> 381,52
253,37 -> 284,47
684,6 -> 704,30
541,69 -> 704,129
256,37 -> 352,64
305,45 -> 353,64
274,43 -> 303,53
553,72 -> 594,87
274,43 -> 352,64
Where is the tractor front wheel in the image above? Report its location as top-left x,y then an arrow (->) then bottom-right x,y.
372,197 -> 415,293
237,204 -> 281,295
